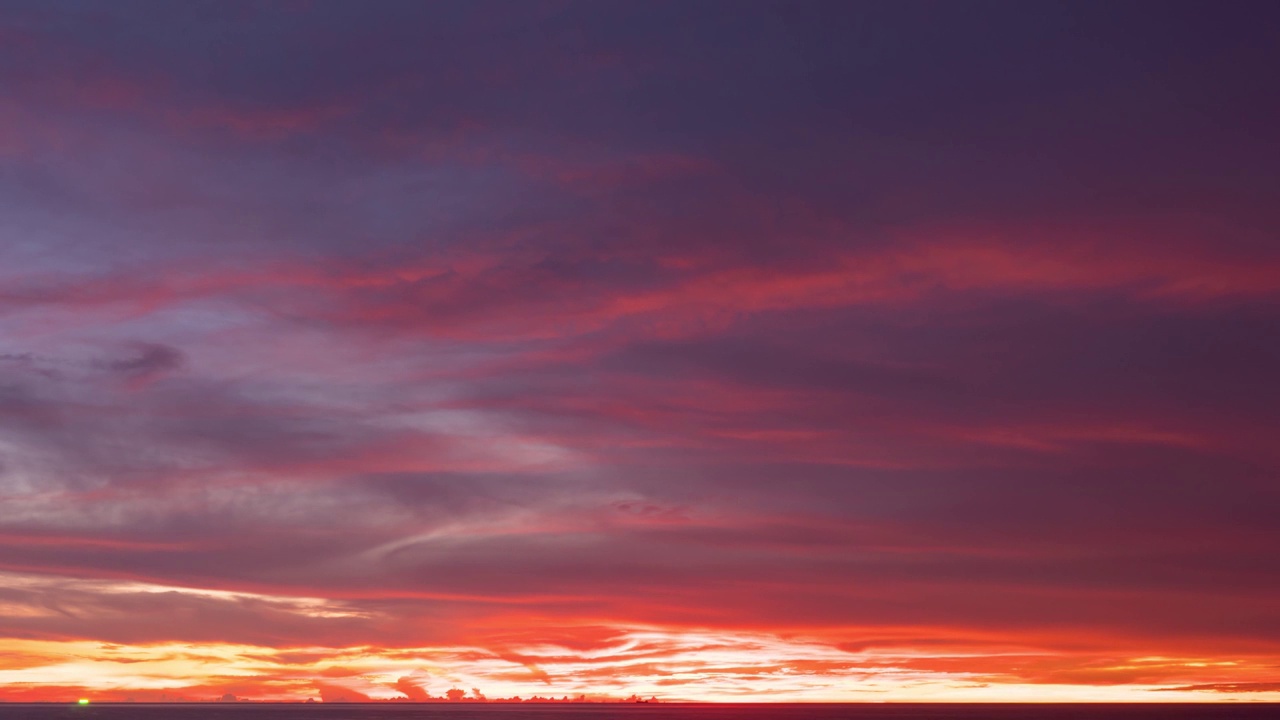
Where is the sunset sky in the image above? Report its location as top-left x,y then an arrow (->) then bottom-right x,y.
2,0 -> 1279,704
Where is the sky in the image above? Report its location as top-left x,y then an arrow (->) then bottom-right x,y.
1,0 -> 1279,704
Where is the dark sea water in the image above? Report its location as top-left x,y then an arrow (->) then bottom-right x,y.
2,704 -> 1277,720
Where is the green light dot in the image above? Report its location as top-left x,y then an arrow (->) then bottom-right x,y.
78,699 -> 90,705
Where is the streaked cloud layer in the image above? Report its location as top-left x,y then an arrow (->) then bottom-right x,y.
1,0 -> 1278,703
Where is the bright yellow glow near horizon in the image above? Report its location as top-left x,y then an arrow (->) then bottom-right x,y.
0,634 -> 1278,704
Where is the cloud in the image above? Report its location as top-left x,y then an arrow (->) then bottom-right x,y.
1155,683 -> 1280,694
314,682 -> 373,703
1,0 -> 1279,703
394,676 -> 430,701
96,343 -> 185,389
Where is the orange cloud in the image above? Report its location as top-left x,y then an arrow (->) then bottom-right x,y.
1,631 -> 1277,703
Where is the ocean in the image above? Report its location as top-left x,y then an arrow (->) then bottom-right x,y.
2,704 -> 1277,720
